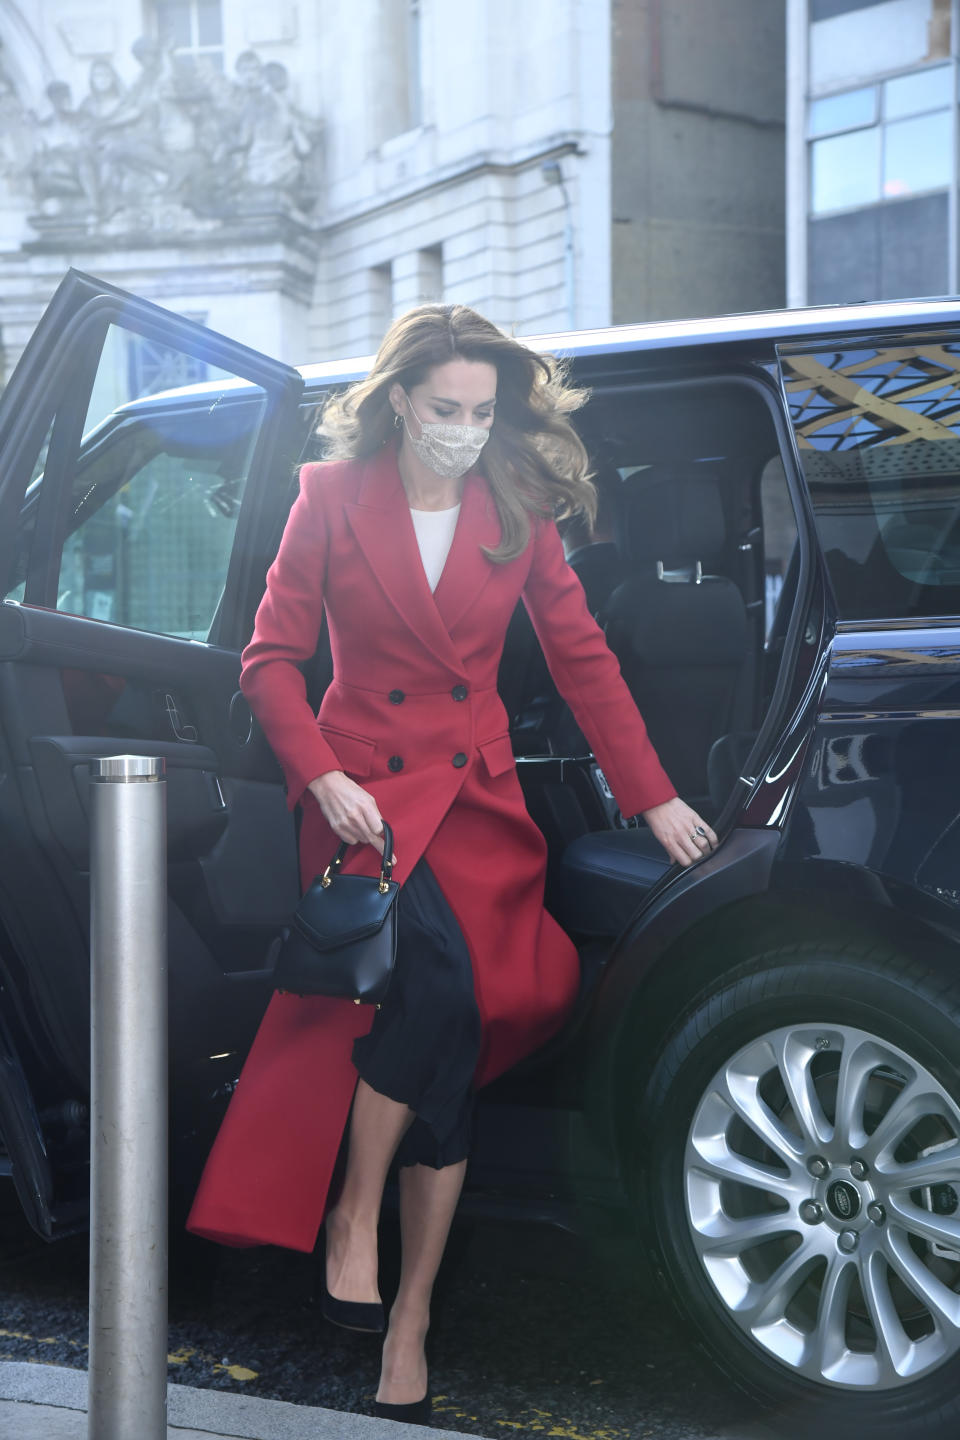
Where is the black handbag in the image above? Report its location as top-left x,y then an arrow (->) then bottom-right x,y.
274,822 -> 399,1004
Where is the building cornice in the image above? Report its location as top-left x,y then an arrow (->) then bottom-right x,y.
317,136 -> 586,235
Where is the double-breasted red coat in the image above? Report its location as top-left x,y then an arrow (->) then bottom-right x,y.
187,444 -> 675,1253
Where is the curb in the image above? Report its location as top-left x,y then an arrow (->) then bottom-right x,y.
0,1360 -> 492,1438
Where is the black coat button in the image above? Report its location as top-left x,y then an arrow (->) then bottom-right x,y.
388,689 -> 405,705
451,684 -> 468,701
388,755 -> 404,772
452,752 -> 467,768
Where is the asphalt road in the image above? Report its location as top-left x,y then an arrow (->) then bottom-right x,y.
0,1184 -> 761,1439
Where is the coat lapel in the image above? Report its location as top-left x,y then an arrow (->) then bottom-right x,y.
431,472 -> 502,636
344,447 -> 469,678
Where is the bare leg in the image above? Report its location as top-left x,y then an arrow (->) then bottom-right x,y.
377,1159 -> 467,1405
325,1078 -> 414,1304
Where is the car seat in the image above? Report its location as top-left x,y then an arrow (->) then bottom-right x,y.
600,465 -> 750,812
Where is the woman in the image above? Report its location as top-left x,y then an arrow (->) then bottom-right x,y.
187,304 -> 717,1422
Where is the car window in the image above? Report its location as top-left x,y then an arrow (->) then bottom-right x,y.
6,323 -> 266,641
780,341 -> 960,621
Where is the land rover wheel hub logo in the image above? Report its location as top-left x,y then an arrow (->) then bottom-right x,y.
827,1180 -> 861,1221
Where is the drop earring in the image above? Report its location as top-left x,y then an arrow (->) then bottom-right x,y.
394,412 -> 403,429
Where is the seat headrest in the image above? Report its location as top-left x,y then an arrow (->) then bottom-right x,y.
620,467 -> 726,564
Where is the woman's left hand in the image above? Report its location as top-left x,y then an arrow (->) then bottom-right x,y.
641,797 -> 718,867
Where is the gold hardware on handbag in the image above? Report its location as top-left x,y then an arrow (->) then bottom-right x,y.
273,822 -> 399,1004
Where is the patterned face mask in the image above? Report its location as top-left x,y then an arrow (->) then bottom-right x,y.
401,394 -> 491,480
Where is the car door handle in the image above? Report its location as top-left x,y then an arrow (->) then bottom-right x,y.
164,692 -> 198,744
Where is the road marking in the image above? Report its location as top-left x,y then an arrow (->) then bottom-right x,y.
0,1330 -> 64,1346
433,1397 -> 632,1440
0,1329 -> 258,1381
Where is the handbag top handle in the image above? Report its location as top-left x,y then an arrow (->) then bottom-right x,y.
321,821 -> 395,895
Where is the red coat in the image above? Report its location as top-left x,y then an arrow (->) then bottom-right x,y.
187,445 -> 675,1252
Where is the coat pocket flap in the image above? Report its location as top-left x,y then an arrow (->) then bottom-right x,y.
478,734 -> 515,778
317,725 -> 375,778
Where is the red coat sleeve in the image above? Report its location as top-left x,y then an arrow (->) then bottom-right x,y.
521,517 -> 677,817
240,463 -> 341,809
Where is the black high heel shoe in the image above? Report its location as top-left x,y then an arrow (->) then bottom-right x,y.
319,1220 -> 385,1333
320,1274 -> 385,1333
373,1392 -> 432,1425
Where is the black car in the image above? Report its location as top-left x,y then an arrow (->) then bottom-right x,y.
2,270 -> 960,1437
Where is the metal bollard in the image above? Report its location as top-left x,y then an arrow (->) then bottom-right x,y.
88,755 -> 168,1440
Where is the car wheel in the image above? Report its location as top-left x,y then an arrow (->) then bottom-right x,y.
641,942 -> 960,1439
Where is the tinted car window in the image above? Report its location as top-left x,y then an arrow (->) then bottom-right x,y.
7,323 -> 266,641
54,400 -> 262,638
780,341 -> 960,620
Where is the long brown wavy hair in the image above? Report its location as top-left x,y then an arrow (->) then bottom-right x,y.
317,304 -> 595,563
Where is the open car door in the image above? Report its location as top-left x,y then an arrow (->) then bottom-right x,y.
0,270 -> 306,1237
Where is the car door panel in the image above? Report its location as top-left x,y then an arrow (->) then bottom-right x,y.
0,608 -> 298,934
0,272 -> 305,1234
0,604 -> 282,780
30,737 -> 224,866
775,334 -> 960,911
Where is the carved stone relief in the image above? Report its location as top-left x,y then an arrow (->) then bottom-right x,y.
1,36 -> 322,239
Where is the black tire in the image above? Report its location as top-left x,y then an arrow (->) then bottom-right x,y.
639,942 -> 960,1440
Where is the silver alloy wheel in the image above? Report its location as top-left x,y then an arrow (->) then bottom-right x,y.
685,1023 -> 960,1389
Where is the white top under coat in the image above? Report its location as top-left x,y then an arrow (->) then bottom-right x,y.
409,504 -> 461,593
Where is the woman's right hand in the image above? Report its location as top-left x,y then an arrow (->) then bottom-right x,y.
307,770 -> 391,855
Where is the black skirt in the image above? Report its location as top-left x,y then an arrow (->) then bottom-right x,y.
351,859 -> 481,1169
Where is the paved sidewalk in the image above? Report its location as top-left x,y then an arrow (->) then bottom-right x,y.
0,1359 -> 782,1439
0,1360 -> 489,1439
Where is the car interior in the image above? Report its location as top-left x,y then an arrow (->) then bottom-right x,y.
495,377 -> 800,950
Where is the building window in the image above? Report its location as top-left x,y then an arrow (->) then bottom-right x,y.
419,245 -> 442,301
809,62 -> 952,214
406,0 -> 423,131
153,0 -> 224,73
126,329 -> 209,397
378,0 -> 423,141
368,263 -> 393,344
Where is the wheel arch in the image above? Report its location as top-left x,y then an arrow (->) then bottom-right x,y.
585,849 -> 960,1179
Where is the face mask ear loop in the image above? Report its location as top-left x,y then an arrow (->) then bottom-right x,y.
402,391 -> 424,440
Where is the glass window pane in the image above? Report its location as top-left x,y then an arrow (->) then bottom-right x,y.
885,64 -> 952,117
779,341 -> 960,620
57,435 -> 253,638
809,87 -> 877,136
26,319 -> 268,640
811,128 -> 882,213
883,109 -> 952,196
197,0 -> 223,46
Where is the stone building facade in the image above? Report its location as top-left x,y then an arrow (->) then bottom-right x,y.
612,0 -> 786,323
0,0 -> 785,381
